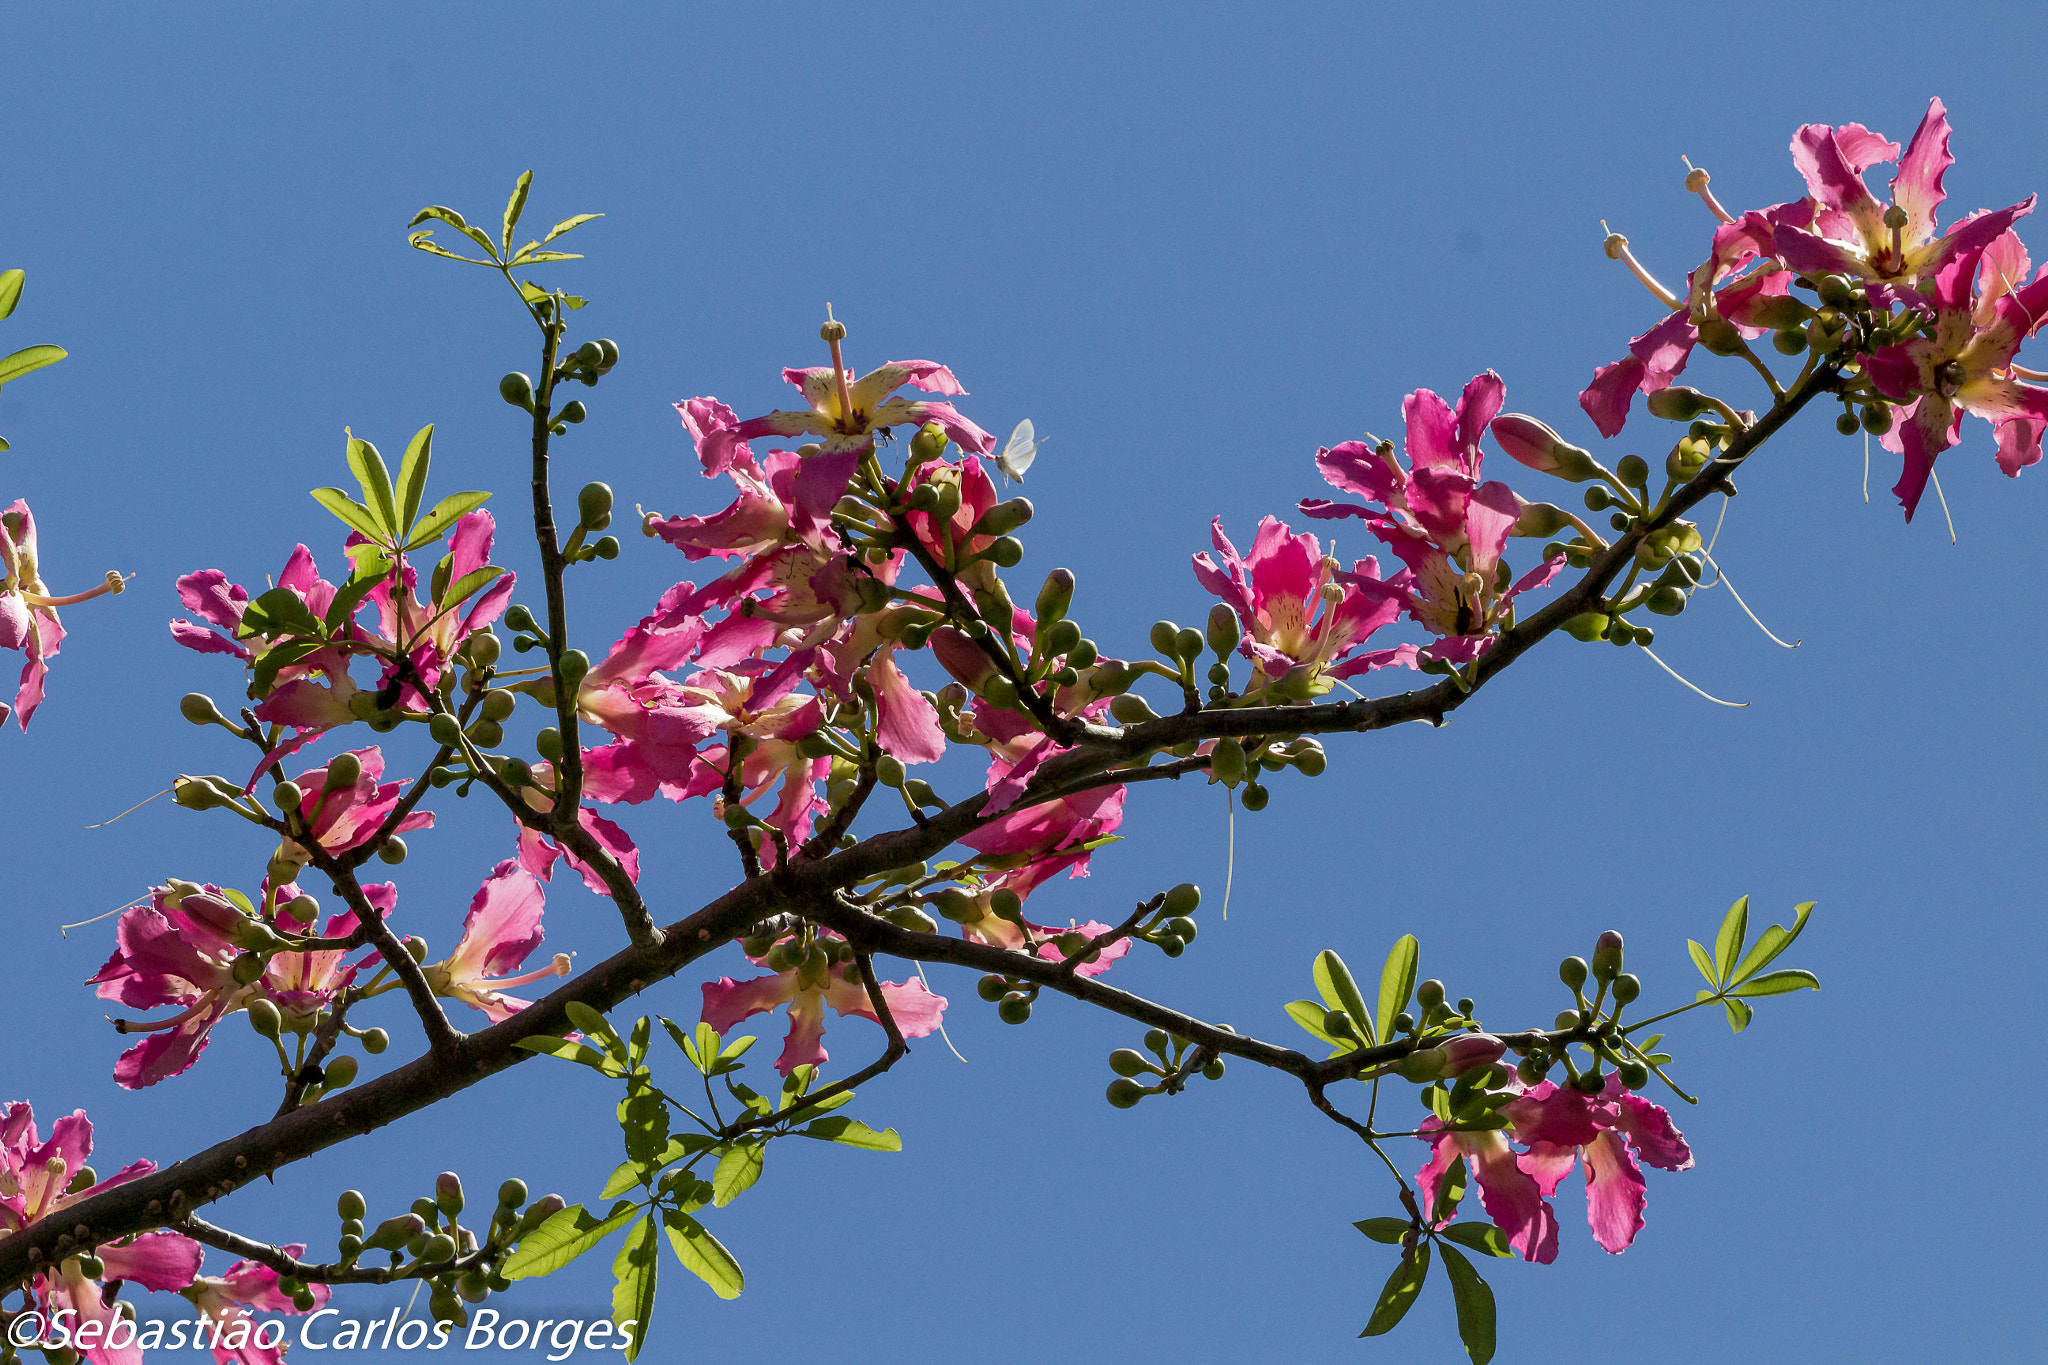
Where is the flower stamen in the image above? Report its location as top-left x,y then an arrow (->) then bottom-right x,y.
1602,223 -> 1682,309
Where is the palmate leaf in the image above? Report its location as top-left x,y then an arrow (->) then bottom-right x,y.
611,1214 -> 659,1362
1359,1243 -> 1429,1337
1728,901 -> 1816,986
1439,1243 -> 1498,1364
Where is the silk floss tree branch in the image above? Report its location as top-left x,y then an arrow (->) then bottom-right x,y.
3,98 -> 2026,1362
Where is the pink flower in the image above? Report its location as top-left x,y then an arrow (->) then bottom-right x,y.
0,1102 -> 158,1234
1504,1077 -> 1694,1255
1770,99 -> 2033,287
727,359 -> 994,461
1416,1115 -> 1560,1265
184,1246 -> 331,1365
510,769 -> 644,896
1192,516 -> 1408,687
358,510 -> 515,703
279,747 -> 435,865
424,860 -> 570,1022
949,862 -> 1131,978
33,1232 -> 204,1365
2,499 -> 124,730
958,727 -> 1127,872
700,934 -> 946,1076
1864,240 -> 2048,519
569,583 -> 718,803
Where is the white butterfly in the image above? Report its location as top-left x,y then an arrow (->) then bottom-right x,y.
994,418 -> 1041,484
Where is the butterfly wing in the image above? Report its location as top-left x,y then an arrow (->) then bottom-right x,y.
996,418 -> 1039,482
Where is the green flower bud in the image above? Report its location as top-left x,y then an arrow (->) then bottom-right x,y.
556,649 -> 590,693
1591,930 -> 1624,982
499,372 -> 535,409
377,836 -> 408,865
1835,410 -> 1860,436
365,1212 -> 427,1252
337,1233 -> 363,1259
909,421 -> 949,464
1555,1009 -> 1583,1030
1106,1078 -> 1145,1108
1816,273 -> 1856,307
997,992 -> 1033,1025
989,888 -> 1024,922
1415,979 -> 1446,1011
987,536 -> 1025,568
977,974 -> 1008,1002
322,752 -> 362,791
577,482 -> 613,529
930,888 -> 979,923
180,693 -> 224,726
1038,618 -> 1081,659
1562,612 -> 1610,642
535,727 -> 563,761
1644,386 -> 1712,422
247,999 -> 283,1038
1148,620 -> 1180,657
1616,455 -> 1650,489
1695,316 -> 1745,356
884,906 -> 939,934
875,754 -> 907,788
1323,1009 -> 1358,1040
977,499 -> 1036,538
1612,972 -> 1641,1005
1559,956 -> 1589,991
338,1190 -> 368,1221
1108,693 -> 1157,725
436,1172 -> 465,1216
361,1028 -> 390,1055
1109,1048 -> 1149,1077
498,1179 -> 528,1208
405,936 -> 429,962
1202,1058 -> 1226,1081
559,400 -> 588,425
1165,916 -> 1198,943
462,631 -> 502,667
422,1233 -> 458,1264
1772,327 -> 1808,356
1618,1060 -> 1651,1090
1400,1047 -> 1447,1082
1239,782 -> 1269,812
1392,1011 -> 1415,1034
1208,737 -> 1246,786
1517,1055 -> 1549,1085
592,535 -> 621,560
1144,1028 -> 1170,1053
1067,638 -> 1099,670
230,952 -> 266,985
429,713 -> 463,747
479,688 -> 518,723
503,603 -> 537,634
466,719 -> 503,749
1862,404 -> 1893,435
1644,585 -> 1688,616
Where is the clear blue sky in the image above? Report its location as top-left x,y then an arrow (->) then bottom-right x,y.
4,4 -> 2043,1362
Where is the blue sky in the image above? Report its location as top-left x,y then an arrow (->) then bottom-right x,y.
4,4 -> 2044,1361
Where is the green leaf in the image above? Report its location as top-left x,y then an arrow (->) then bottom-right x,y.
610,1215 -> 658,1361
619,1078 -> 671,1167
0,435 -> 11,453
1284,999 -> 1343,1051
1313,950 -> 1374,1046
600,1160 -> 647,1200
508,249 -> 584,266
1353,1217 -> 1409,1245
512,1034 -> 624,1077
727,1081 -> 773,1117
627,1015 -> 651,1071
501,1200 -> 637,1279
407,232 -> 493,266
323,572 -> 381,633
1713,895 -> 1749,983
1722,996 -> 1753,1033
0,270 -> 23,320
711,1141 -> 764,1207
503,171 -> 533,254
795,1117 -> 902,1151
1433,1156 -> 1468,1221
718,1035 -> 756,1063
309,487 -> 385,549
249,587 -> 323,639
0,344 -> 67,385
540,212 -> 603,245
1440,1222 -> 1513,1258
248,638 -> 324,699
437,566 -> 503,614
346,437 -> 398,537
394,424 -> 433,535
1439,1243 -> 1498,1364
1376,934 -> 1420,1045
661,1209 -> 743,1300
402,489 -> 492,551
1687,939 -> 1718,989
779,1088 -> 854,1119
408,205 -> 469,231
1728,902 -> 1815,985
658,1015 -> 707,1070
1728,969 -> 1819,997
565,1001 -> 627,1061
220,887 -> 256,915
1359,1243 -> 1429,1337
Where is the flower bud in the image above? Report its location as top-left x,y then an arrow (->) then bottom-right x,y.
1559,956 -> 1589,991
555,649 -> 590,694
929,888 -> 980,923
1109,1048 -> 1149,1077
362,1027 -> 390,1054
1562,613 -> 1610,643
1106,1078 -> 1145,1108
998,992 -> 1033,1024
1618,1060 -> 1651,1090
337,1189 -> 368,1221
1239,781 -> 1269,812
1590,931 -> 1624,982
989,888 -> 1024,922
323,752 -> 362,791
1644,387 -> 1712,422
436,1172 -> 465,1216
976,974 -> 1008,1002
1037,618 -> 1081,659
930,626 -> 997,691
1204,604 -> 1243,659
1489,414 -> 1601,481
1109,693 -> 1157,725
1415,979 -> 1446,1011
909,421 -> 949,464
1399,1047 -> 1446,1082
498,1179 -> 528,1208
1034,567 -> 1074,625
246,999 -> 283,1039
1612,972 -> 1641,1005
1616,455 -> 1650,489
576,482 -> 612,530
1695,317 -> 1744,356
1149,620 -> 1181,657
499,372 -> 534,410
180,693 -> 225,726
324,1055 -> 359,1088
1511,502 -> 1572,538
875,754 -> 906,788
377,837 -> 408,865
1438,1033 -> 1507,1078
977,499 -> 1035,538
1208,737 -> 1246,786
405,936 -> 429,962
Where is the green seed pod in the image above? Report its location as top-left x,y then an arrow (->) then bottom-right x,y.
180,693 -> 224,726
247,999 -> 283,1039
1108,693 -> 1157,725
436,1173 -> 465,1217
1615,454 -> 1650,489
989,888 -> 1024,922
1106,1078 -> 1145,1109
498,1178 -> 528,1208
534,727 -> 563,762
1612,972 -> 1641,1005
1109,1048 -> 1149,1077
988,536 -> 1025,567
362,1028 -> 390,1055
1618,1060 -> 1651,1090
324,1055 -> 359,1088
1208,737 -> 1246,786
1835,410 -> 1860,436
377,837 -> 408,865
1239,782 -> 1269,812
1559,956 -> 1589,991
977,974 -> 1008,1002
323,752 -> 362,791
1144,1028 -> 1170,1053
559,400 -> 588,425
1591,930 -> 1624,981
1162,883 -> 1200,916
1772,327 -> 1808,356
875,754 -> 907,788
1202,1058 -> 1226,1081
1205,603 -> 1243,657
1148,620 -> 1180,657
1415,979 -> 1446,1011
499,372 -> 534,409
1562,612 -> 1610,642
429,713 -> 463,747
997,992 -> 1033,1025
577,482 -> 614,528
